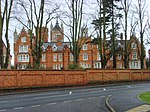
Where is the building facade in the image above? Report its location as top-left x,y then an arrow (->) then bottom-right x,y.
14,20 -> 146,69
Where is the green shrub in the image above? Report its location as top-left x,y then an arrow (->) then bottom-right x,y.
68,64 -> 84,70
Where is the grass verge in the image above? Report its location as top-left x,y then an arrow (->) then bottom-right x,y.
139,91 -> 150,104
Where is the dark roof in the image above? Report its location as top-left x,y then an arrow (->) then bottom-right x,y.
42,42 -> 70,51
52,19 -> 61,30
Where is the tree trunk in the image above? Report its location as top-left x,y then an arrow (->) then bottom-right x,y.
112,1 -> 116,68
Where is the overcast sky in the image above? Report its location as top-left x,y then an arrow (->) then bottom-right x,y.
4,0 -> 150,65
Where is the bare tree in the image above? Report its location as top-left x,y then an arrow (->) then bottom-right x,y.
121,0 -> 132,68
135,0 -> 148,69
61,0 -> 87,65
0,0 -> 14,69
15,0 -> 59,68
92,0 -> 111,68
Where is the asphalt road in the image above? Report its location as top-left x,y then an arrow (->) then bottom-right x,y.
0,82 -> 150,112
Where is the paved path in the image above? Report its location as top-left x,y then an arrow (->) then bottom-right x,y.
127,105 -> 150,112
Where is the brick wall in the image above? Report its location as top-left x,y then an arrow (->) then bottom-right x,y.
0,69 -> 149,89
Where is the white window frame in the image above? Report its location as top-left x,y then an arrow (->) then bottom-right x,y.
21,37 -> 26,42
18,54 -> 29,62
94,62 -> 101,68
132,52 -> 137,60
58,53 -> 62,62
97,53 -> 101,60
70,53 -> 74,61
132,61 -> 139,69
53,64 -> 57,69
82,44 -> 88,50
19,45 -> 28,53
53,54 -> 57,62
41,64 -> 46,69
42,54 -> 46,62
83,53 -> 88,61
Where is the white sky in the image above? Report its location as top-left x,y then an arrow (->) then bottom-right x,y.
3,0 -> 150,66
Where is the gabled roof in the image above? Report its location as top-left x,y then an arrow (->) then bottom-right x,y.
52,19 -> 61,30
42,42 -> 70,51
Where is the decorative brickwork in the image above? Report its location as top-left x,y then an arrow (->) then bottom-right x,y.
14,20 -> 146,69
0,69 -> 149,89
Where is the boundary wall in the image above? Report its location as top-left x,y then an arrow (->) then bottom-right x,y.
0,69 -> 149,89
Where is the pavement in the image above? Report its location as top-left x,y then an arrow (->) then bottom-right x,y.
126,105 -> 150,112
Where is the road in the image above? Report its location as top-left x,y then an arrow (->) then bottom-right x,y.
0,83 -> 150,112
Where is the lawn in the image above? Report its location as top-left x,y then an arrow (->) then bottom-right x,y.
139,92 -> 150,104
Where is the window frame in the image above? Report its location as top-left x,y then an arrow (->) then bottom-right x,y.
83,53 -> 88,61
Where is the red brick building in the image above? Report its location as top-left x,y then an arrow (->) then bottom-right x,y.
14,20 -> 146,69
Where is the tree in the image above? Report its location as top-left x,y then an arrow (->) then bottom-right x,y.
135,0 -> 148,69
92,0 -> 111,68
0,0 -> 14,69
108,0 -> 122,68
0,0 -> 3,68
121,0 -> 132,68
15,0 -> 59,68
61,0 -> 87,65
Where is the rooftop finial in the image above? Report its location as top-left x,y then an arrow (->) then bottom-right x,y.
53,16 -> 61,30
56,16 -> 58,24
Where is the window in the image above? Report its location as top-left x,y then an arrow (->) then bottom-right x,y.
80,62 -> 89,68
58,64 -> 63,70
52,45 -> 57,51
41,64 -> 46,69
53,64 -> 57,69
53,54 -> 57,62
55,33 -> 61,37
19,46 -> 23,52
132,52 -> 137,59
18,54 -> 29,62
97,45 -> 99,50
82,44 -> 88,50
22,64 -> 27,69
94,62 -> 101,68
42,54 -> 46,62
83,53 -> 88,60
70,53 -> 74,61
132,43 -> 137,49
26,55 -> 29,62
118,54 -> 122,60
97,53 -> 101,60
20,55 -> 23,62
19,45 -> 28,52
132,62 -> 139,69
21,37 -> 26,42
58,54 -> 62,62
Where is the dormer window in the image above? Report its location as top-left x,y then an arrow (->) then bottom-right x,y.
132,43 -> 137,49
22,37 -> 26,42
52,45 -> 57,51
